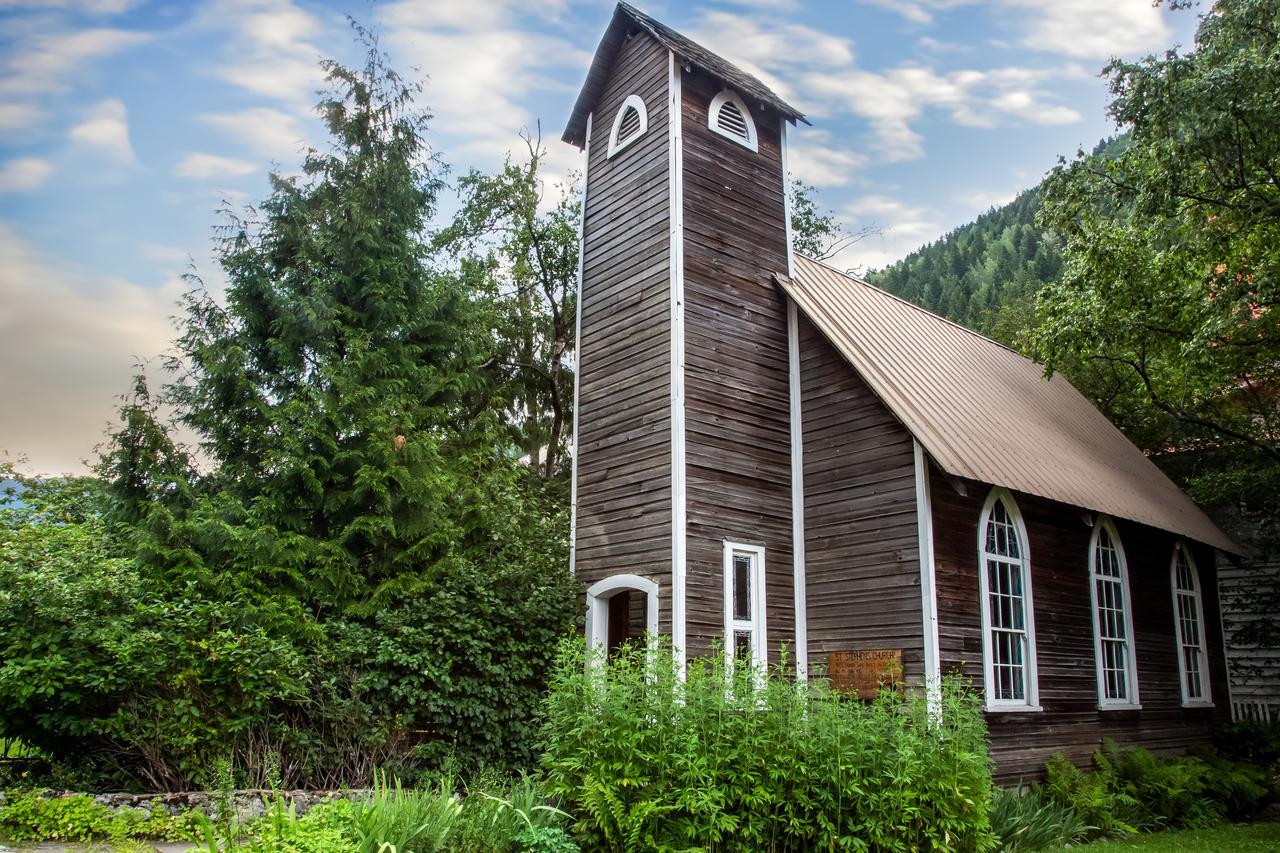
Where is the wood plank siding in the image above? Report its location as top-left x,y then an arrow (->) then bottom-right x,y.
929,467 -> 1231,780
574,31 -> 673,630
679,66 -> 795,661
797,313 -> 924,682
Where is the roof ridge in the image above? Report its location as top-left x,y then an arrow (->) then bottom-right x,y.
794,252 -> 1027,359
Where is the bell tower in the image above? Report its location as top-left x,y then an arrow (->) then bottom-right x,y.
564,2 -> 807,672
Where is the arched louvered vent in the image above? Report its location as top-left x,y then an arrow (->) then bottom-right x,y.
708,89 -> 758,152
607,94 -> 648,158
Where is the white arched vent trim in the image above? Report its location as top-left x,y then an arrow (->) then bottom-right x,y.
708,89 -> 758,152
606,94 -> 648,158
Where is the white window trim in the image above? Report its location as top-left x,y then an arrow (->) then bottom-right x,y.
977,488 -> 1042,712
1089,517 -> 1142,710
708,89 -> 758,152
585,574 -> 660,659
723,541 -> 767,677
1171,542 -> 1215,708
606,94 -> 647,158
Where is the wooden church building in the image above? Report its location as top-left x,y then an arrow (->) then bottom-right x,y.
563,2 -> 1239,779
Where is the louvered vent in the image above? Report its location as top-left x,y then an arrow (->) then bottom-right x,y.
716,100 -> 749,140
607,94 -> 648,158
618,105 -> 642,141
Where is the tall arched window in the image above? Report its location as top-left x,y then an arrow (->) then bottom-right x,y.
978,488 -> 1040,709
606,94 -> 648,158
1171,543 -> 1213,706
1089,518 -> 1139,707
708,89 -> 758,152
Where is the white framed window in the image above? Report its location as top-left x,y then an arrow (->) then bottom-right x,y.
978,488 -> 1041,710
708,89 -> 758,152
1089,518 -> 1140,708
723,541 -> 766,677
606,94 -> 647,158
1171,543 -> 1213,706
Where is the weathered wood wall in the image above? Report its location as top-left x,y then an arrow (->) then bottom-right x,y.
930,467 -> 1231,780
797,312 -> 925,682
679,66 -> 795,661
574,31 -> 673,629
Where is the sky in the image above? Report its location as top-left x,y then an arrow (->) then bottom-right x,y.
0,0 -> 1202,476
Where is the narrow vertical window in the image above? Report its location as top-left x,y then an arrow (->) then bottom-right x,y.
1172,543 -> 1212,706
978,489 -> 1040,709
723,541 -> 766,676
1090,518 -> 1140,707
606,94 -> 647,158
708,89 -> 758,152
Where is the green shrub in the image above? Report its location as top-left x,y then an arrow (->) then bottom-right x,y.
0,790 -> 193,843
1215,720 -> 1280,769
540,640 -> 995,852
989,785 -> 1090,852
1042,741 -> 1271,839
1042,752 -> 1138,838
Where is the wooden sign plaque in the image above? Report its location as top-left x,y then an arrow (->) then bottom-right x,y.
827,649 -> 903,700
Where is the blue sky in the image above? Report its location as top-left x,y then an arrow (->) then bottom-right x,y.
0,0 -> 1200,475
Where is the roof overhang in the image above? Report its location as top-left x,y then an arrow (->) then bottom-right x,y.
563,2 -> 807,148
776,261 -> 1241,556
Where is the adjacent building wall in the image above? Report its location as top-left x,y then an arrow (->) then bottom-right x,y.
573,32 -> 673,630
797,313 -> 925,683
930,470 -> 1231,780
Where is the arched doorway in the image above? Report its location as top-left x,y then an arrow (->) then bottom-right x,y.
585,574 -> 659,659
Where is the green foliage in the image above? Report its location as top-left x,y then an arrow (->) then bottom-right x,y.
1052,820 -> 1280,852
0,790 -> 193,843
540,640 -> 996,852
1,38 -> 577,789
1033,0 -> 1280,478
789,177 -> 881,266
1042,741 -> 1271,841
989,785 -> 1090,852
1216,719 -> 1280,769
441,133 -> 581,481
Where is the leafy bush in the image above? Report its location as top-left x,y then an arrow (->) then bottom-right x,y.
540,640 -> 995,852
1042,740 -> 1271,839
0,790 -> 193,843
989,785 -> 1090,852
1215,720 -> 1280,770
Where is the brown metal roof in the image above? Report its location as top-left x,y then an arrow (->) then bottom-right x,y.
781,255 -> 1238,554
563,2 -> 807,148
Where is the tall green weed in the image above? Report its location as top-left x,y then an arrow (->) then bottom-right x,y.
540,640 -> 995,852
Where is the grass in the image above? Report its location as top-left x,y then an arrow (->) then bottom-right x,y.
1054,821 -> 1280,851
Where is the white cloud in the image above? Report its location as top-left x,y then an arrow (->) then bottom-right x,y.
0,157 -> 53,192
379,0 -> 590,168
0,224 -> 184,475
1007,0 -> 1171,59
0,27 -> 149,98
0,0 -> 143,11
203,0 -> 329,107
175,152 -> 257,179
0,102 -> 45,134
864,0 -> 1172,59
199,107 -> 309,162
787,130 -> 867,187
69,97 -> 134,162
836,194 -> 944,271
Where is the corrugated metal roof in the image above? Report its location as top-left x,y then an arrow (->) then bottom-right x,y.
563,2 -> 807,148
782,255 -> 1238,554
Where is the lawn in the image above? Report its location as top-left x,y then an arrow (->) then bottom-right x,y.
1057,822 -> 1280,852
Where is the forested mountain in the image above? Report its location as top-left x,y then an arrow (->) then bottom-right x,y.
867,190 -> 1059,346
867,139 -> 1129,346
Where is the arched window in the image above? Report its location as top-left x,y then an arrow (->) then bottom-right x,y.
708,89 -> 758,152
978,488 -> 1040,709
1089,518 -> 1139,707
1171,543 -> 1213,706
606,94 -> 647,158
